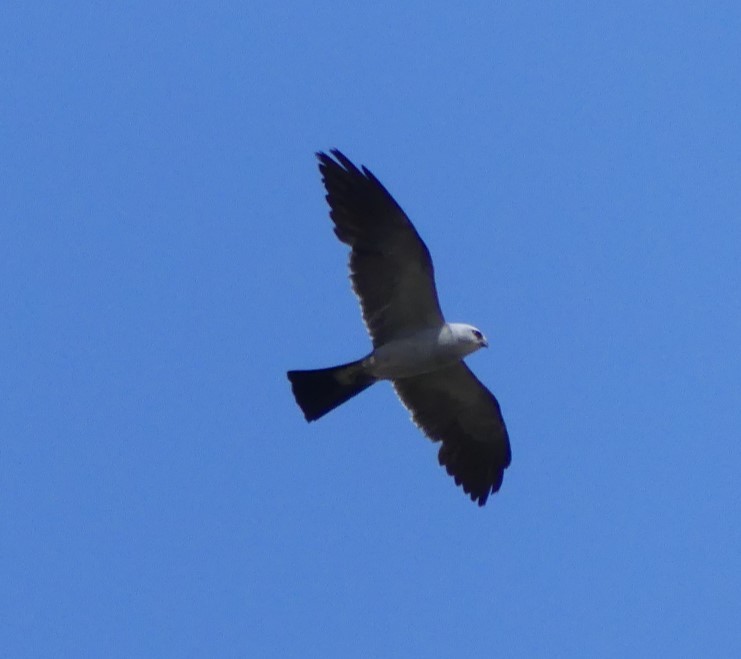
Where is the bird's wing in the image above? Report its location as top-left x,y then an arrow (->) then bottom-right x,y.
393,362 -> 511,506
318,150 -> 445,347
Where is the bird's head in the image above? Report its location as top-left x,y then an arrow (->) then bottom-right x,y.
450,323 -> 489,354
469,325 -> 489,349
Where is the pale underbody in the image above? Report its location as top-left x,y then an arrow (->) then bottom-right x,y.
356,322 -> 487,381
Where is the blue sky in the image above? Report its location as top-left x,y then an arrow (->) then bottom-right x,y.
2,2 -> 740,657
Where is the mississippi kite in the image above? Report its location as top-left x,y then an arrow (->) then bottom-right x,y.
288,150 -> 511,505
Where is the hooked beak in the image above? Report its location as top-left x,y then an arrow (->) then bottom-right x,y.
481,337 -> 489,348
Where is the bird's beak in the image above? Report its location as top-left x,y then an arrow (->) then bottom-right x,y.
481,338 -> 489,348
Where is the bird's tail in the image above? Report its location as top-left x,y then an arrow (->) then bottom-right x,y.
287,359 -> 376,422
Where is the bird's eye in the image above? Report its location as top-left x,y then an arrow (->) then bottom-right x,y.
473,330 -> 482,340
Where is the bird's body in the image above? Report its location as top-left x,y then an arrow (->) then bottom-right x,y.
288,151 -> 511,505
367,323 -> 486,380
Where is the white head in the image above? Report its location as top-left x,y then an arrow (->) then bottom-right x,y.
448,323 -> 489,356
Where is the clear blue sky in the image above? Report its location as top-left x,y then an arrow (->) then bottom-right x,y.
2,3 -> 740,657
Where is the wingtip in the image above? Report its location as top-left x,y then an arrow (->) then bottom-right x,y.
316,149 -> 357,172
315,148 -> 341,160
329,147 -> 347,161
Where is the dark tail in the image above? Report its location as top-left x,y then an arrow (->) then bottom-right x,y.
287,359 -> 376,422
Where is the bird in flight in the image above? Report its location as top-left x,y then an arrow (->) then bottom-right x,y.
287,150 -> 511,505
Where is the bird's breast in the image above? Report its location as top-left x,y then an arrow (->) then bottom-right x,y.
365,327 -> 467,380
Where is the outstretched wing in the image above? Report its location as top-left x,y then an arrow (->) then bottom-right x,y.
318,150 -> 445,347
393,362 -> 511,506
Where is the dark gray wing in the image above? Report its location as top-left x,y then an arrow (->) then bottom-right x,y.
318,150 -> 445,347
393,362 -> 511,506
